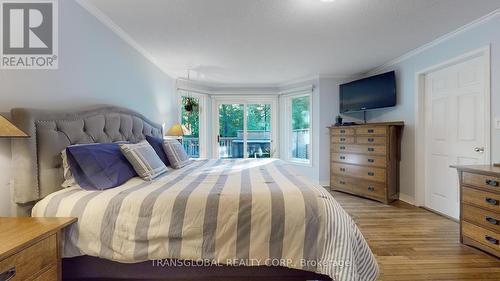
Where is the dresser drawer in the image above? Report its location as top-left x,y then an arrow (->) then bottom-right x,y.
332,163 -> 386,182
0,234 -> 57,281
33,265 -> 57,281
331,136 -> 355,144
356,136 -> 387,145
355,126 -> 387,136
462,221 -> 500,255
331,153 -> 387,168
463,172 -> 500,192
332,144 -> 387,156
331,176 -> 386,200
462,204 -> 500,233
462,187 -> 500,213
331,128 -> 355,136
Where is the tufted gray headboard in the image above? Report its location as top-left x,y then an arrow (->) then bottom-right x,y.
10,106 -> 163,215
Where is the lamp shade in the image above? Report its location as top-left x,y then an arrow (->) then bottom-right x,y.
0,115 -> 28,138
166,123 -> 191,137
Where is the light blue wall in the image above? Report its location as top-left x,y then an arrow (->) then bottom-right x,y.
0,0 -> 176,215
360,15 -> 500,199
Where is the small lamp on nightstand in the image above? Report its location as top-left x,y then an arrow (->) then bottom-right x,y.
0,115 -> 29,138
165,123 -> 191,143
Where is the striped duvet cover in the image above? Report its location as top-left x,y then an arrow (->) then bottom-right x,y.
32,159 -> 378,281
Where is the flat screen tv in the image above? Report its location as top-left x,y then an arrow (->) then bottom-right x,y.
340,71 -> 396,113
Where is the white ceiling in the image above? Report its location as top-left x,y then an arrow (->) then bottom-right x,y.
84,0 -> 500,86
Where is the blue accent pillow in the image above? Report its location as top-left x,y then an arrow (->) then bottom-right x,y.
146,135 -> 170,166
66,143 -> 137,190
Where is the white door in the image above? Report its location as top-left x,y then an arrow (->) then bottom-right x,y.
424,55 -> 489,219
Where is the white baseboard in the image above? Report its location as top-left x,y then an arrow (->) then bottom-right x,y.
319,181 -> 330,187
398,193 -> 415,205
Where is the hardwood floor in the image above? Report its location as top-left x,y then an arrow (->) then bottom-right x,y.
330,191 -> 500,281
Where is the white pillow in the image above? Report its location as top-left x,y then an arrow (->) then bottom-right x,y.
61,149 -> 77,188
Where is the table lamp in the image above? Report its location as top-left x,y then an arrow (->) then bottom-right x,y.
0,115 -> 29,138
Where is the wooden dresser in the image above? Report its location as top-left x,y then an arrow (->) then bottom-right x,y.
453,165 -> 500,258
329,122 -> 404,204
0,217 -> 76,281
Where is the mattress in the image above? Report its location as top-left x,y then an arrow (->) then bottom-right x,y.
32,158 -> 378,281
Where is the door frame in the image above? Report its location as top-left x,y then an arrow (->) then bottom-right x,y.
414,46 -> 491,207
211,95 -> 279,159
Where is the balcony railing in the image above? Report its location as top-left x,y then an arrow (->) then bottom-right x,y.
292,129 -> 309,159
183,137 -> 200,158
183,129 -> 309,160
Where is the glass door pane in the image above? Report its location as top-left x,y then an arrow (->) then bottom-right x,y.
246,104 -> 271,158
218,104 -> 244,158
181,96 -> 200,158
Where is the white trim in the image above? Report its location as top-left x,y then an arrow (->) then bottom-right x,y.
319,181 -> 330,187
177,87 -> 212,95
368,8 -> 500,75
414,46 -> 491,207
177,91 -> 209,159
398,193 -> 415,205
279,85 -> 314,96
75,0 -> 176,78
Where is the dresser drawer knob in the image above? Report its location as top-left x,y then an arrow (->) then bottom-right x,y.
367,148 -> 374,152
339,181 -> 346,185
367,159 -> 375,163
340,130 -> 345,134
485,179 -> 499,187
485,235 -> 499,245
0,267 -> 16,281
486,216 -> 499,225
485,197 -> 499,206
340,138 -> 346,142
368,138 -> 374,142
340,146 -> 346,150
367,172 -> 375,176
367,129 -> 374,133
340,168 -> 346,172
367,186 -> 375,192
340,156 -> 346,160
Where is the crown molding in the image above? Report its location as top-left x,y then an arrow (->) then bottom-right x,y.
75,0 -> 177,79
367,8 -> 500,75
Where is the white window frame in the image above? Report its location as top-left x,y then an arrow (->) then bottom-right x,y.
178,90 -> 208,159
281,89 -> 313,166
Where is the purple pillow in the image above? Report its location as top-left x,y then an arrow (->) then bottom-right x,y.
146,135 -> 170,166
66,143 -> 137,190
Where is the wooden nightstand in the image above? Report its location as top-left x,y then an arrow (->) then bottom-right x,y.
0,217 -> 76,281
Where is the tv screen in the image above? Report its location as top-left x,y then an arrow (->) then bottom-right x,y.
340,71 -> 396,113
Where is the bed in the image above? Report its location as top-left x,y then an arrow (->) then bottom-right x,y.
10,106 -> 378,281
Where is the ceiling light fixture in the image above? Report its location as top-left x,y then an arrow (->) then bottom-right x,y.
320,0 -> 336,2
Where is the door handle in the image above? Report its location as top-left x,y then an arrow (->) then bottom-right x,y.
474,147 -> 485,153
217,135 -> 220,143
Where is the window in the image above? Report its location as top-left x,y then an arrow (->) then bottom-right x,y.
181,96 -> 200,158
282,91 -> 312,164
179,91 -> 207,159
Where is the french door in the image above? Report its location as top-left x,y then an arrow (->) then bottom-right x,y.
213,97 -> 277,159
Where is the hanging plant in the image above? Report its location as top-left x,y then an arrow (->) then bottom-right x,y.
184,97 -> 199,113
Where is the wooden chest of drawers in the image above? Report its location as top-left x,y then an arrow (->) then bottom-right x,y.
453,165 -> 500,258
0,217 -> 76,281
329,122 -> 404,204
